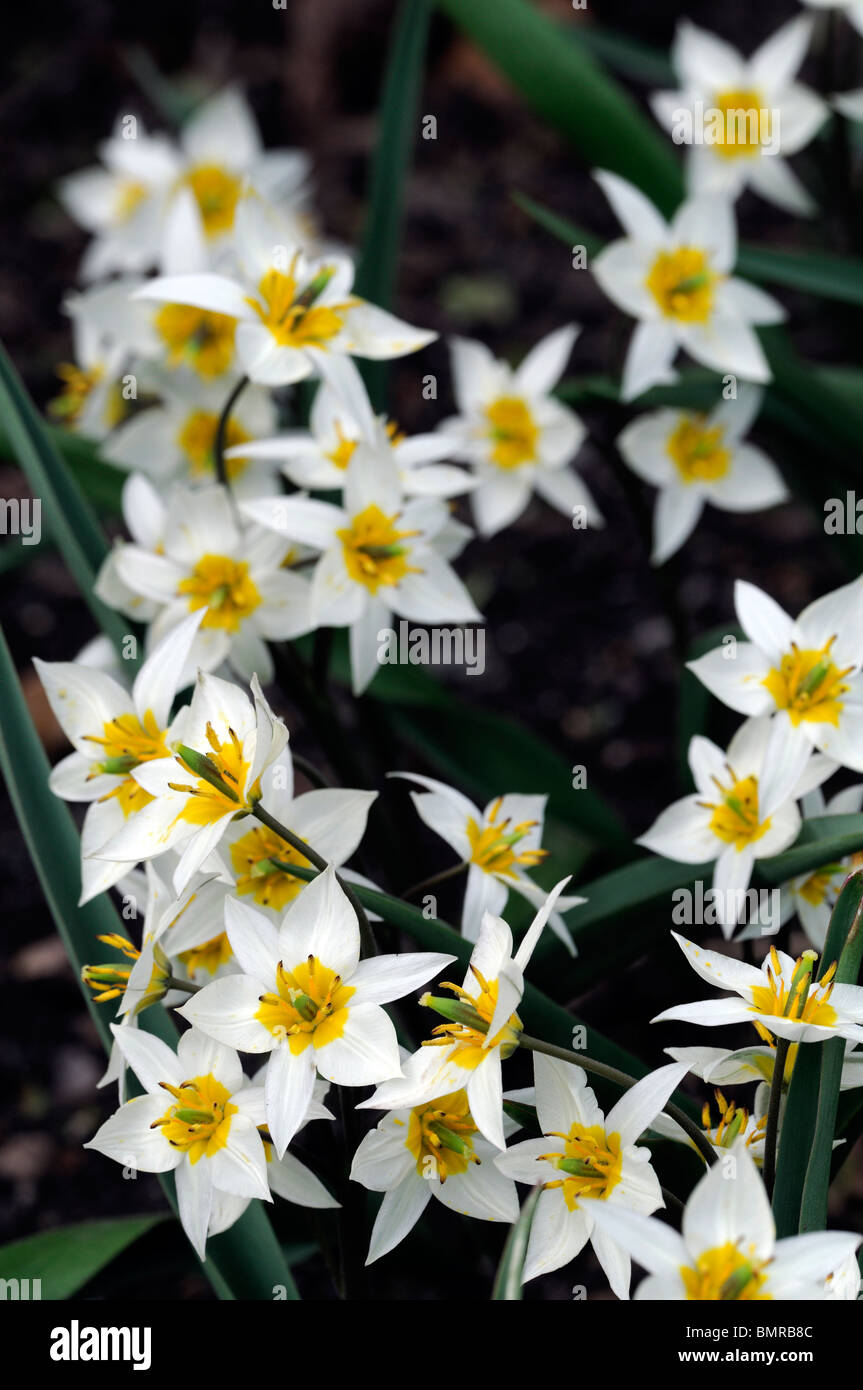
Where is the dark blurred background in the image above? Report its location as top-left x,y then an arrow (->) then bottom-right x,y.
2,0 -> 863,1299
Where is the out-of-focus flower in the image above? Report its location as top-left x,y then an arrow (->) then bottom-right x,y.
779,785 -> 863,950
435,327 -> 602,536
241,448 -> 480,695
350,1085 -> 519,1264
48,297 -> 129,438
638,717 -> 834,936
494,1055 -> 691,1297
651,18 -> 827,214
588,1140 -> 860,1299
179,864 -> 454,1155
228,377 -> 474,501
390,772 -> 583,952
132,197 -> 434,396
35,611 -> 203,904
360,879 -> 572,1150
654,931 -> 863,1046
592,171 -> 784,401
85,1025 -> 271,1260
102,370 -> 279,498
89,670 -> 288,895
687,577 -> 863,772
617,385 -> 786,564
97,481 -> 311,683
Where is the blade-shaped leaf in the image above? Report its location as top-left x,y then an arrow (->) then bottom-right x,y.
0,1216 -> 164,1301
491,1185 -> 542,1300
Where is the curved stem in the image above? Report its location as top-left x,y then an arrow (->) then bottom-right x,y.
762,1037 -> 790,1197
401,860 -> 468,901
214,374 -> 249,492
165,974 -> 201,995
518,1033 -> 716,1169
291,751 -> 334,790
252,802 -> 377,958
660,1186 -> 685,1217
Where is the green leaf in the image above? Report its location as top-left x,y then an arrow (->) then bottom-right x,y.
0,341 -> 129,652
736,243 -> 863,310
0,1216 -> 164,1301
354,0 -> 431,408
0,624 -> 299,1300
438,0 -> 682,214
755,816 -> 863,885
798,872 -> 863,1233
572,24 -> 674,87
491,1186 -> 542,1299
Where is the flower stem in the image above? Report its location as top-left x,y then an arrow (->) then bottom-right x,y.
290,751 -> 334,789
401,860 -> 468,901
252,802 -> 378,957
165,974 -> 201,995
214,374 -> 249,493
762,1037 -> 790,1197
518,1033 -> 716,1168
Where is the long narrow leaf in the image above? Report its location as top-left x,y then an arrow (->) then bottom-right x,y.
491,1185 -> 542,1299
0,1216 -> 164,1301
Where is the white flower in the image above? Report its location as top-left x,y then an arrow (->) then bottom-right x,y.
132,195 -> 434,395
592,171 -> 784,401
49,293 -> 129,439
825,1248 -> 862,1300
494,1055 -> 691,1297
94,474 -> 166,625
654,932 -> 863,1046
780,784 -> 863,950
59,88 -> 311,279
391,772 -> 584,952
666,1037 -> 863,1093
228,376 -> 474,501
350,1085 -> 519,1264
98,481 -> 311,683
637,716 -> 835,936
102,370 -> 280,499
240,447 -> 481,695
651,1082 -> 769,1166
617,385 -> 786,564
179,864 -> 455,1156
85,1025 -> 271,1260
359,879 -> 572,1150
651,18 -> 827,214
687,577 -> 863,772
211,746 -> 378,921
88,669 -> 288,896
34,611 -> 203,905
587,1139 -> 859,1299
435,327 -> 601,536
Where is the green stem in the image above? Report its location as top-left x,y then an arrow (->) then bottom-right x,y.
253,802 -> 377,957
518,1033 -> 716,1168
214,374 -> 249,493
762,1037 -> 790,1197
290,751 -> 334,790
401,860 -> 469,901
165,974 -> 202,995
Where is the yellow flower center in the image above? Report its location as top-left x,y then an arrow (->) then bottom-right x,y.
762,640 -> 851,727
667,415 -> 730,483
183,164 -> 242,238
425,967 -> 522,1070
247,260 -> 352,349
152,1073 -> 236,1163
115,180 -> 148,222
255,956 -> 355,1054
177,553 -> 261,631
798,864 -> 843,907
405,1089 -> 480,1181
466,795 -> 547,878
749,947 -> 838,1029
646,247 -> 716,323
155,303 -> 237,379
542,1123 -> 622,1209
713,90 -> 770,160
337,503 -> 421,593
177,932 -> 233,979
484,396 -> 539,470
169,722 -> 256,825
177,410 -> 251,481
701,1091 -> 765,1157
702,772 -> 770,850
83,710 -> 169,818
230,824 -> 313,912
681,1244 -> 771,1300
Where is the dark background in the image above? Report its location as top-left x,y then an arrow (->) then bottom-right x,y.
1,0 -> 862,1299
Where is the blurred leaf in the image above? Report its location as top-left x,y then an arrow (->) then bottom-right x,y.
491,1185 -> 541,1300
736,243 -> 863,309
0,1216 -> 164,1301
355,0 -> 432,408
756,816 -> 863,884
0,624 -> 299,1300
439,0 -> 682,214
799,872 -> 863,1233
0,342 -> 128,649
573,24 -> 674,87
